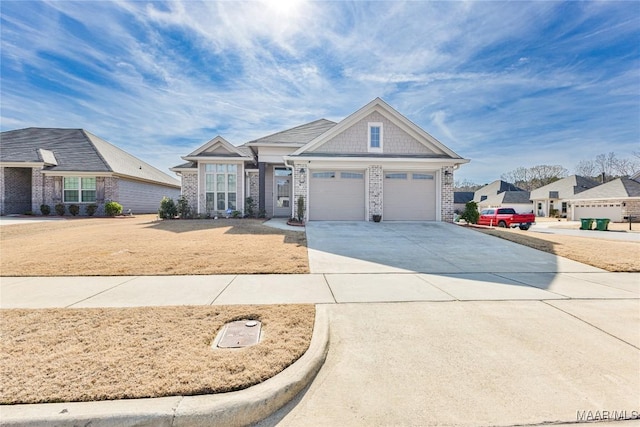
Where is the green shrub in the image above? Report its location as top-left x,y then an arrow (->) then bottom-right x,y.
86,204 -> 98,216
40,204 -> 51,216
549,208 -> 559,218
297,196 -> 305,222
232,210 -> 242,218
176,196 -> 191,219
158,197 -> 177,219
460,201 -> 479,224
55,203 -> 66,216
68,204 -> 80,216
245,197 -> 256,218
258,209 -> 267,219
105,201 -> 123,217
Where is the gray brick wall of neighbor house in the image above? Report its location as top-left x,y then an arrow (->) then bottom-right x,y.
442,166 -> 455,222
625,200 -> 640,220
181,172 -> 198,214
1,167 -> 32,215
368,165 -> 383,219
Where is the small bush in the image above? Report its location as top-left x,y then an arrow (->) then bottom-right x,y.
258,209 -> 267,219
176,196 -> 191,219
245,197 -> 256,218
40,204 -> 51,216
105,201 -> 123,217
68,204 -> 80,216
231,210 -> 242,218
55,203 -> 66,216
86,204 -> 98,216
158,197 -> 177,219
24,211 -> 33,216
549,208 -> 559,218
297,196 -> 305,222
460,201 -> 479,224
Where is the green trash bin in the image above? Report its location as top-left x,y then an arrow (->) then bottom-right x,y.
595,218 -> 610,231
580,218 -> 594,230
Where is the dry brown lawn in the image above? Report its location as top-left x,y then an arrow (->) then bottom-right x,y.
473,227 -> 640,272
0,215 -> 308,276
0,304 -> 315,404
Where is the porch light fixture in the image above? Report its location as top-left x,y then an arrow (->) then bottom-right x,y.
299,168 -> 306,184
443,170 -> 453,185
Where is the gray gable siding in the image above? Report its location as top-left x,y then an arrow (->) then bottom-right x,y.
309,112 -> 435,155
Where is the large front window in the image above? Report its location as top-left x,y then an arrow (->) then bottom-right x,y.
205,164 -> 237,212
63,177 -> 96,203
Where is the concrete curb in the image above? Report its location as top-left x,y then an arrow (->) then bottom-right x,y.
0,305 -> 330,427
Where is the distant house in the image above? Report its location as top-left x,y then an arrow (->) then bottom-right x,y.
477,190 -> 533,213
566,177 -> 640,222
172,98 -> 470,221
529,175 -> 599,218
453,191 -> 474,213
473,180 -> 524,204
0,128 -> 180,215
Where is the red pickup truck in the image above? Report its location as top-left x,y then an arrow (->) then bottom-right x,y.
478,208 -> 535,230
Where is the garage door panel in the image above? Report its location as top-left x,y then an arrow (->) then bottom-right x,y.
310,171 -> 365,220
573,205 -> 622,222
383,171 -> 436,221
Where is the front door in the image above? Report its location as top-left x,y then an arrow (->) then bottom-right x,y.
274,167 -> 292,217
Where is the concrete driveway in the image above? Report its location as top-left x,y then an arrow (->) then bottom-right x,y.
305,221 -> 602,274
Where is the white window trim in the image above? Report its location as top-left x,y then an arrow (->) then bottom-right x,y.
368,122 -> 383,153
63,176 -> 97,203
204,163 -> 238,212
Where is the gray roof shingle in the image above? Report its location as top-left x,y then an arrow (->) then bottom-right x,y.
568,178 -> 640,200
0,128 -> 179,187
245,119 -> 336,146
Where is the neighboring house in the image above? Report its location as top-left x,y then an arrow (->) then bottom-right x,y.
473,180 -> 524,204
0,128 -> 181,215
566,177 -> 640,222
453,191 -> 474,213
477,191 -> 533,213
529,175 -> 599,218
172,98 -> 469,221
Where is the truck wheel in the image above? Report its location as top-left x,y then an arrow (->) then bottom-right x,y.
498,221 -> 507,228
519,225 -> 530,231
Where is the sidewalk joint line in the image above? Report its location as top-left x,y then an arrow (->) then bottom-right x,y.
65,276 -> 139,308
208,275 -> 237,305
322,274 -> 338,304
542,300 -> 639,351
491,272 -> 571,299
414,274 -> 459,301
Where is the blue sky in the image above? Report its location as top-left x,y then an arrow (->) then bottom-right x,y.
1,1 -> 638,184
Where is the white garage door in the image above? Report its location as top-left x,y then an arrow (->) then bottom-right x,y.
573,203 -> 622,222
309,170 -> 365,220
383,172 -> 436,220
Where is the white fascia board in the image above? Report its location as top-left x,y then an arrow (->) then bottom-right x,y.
245,142 -> 303,148
568,196 -> 638,202
182,156 -> 253,162
285,155 -> 469,165
285,157 -> 467,171
0,161 -> 45,168
40,171 -> 113,177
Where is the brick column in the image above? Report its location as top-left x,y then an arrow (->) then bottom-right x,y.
293,163 -> 308,220
441,166 -> 454,222
368,165 -> 383,220
258,162 -> 266,214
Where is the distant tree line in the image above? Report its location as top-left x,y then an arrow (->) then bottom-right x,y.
454,152 -> 639,192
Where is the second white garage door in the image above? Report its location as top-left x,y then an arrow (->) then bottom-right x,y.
383,171 -> 436,220
309,170 -> 365,220
573,203 -> 622,222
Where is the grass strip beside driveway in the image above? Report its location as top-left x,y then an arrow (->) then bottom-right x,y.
0,304 -> 315,404
473,227 -> 640,272
0,215 -> 309,276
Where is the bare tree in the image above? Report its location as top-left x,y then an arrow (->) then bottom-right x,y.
454,179 -> 483,192
501,165 -> 567,190
577,152 -> 640,180
575,159 -> 598,177
613,156 -> 640,177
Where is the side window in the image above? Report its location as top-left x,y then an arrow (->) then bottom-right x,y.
368,122 -> 383,153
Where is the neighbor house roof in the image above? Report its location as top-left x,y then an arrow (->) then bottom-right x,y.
566,177 -> 640,200
245,119 -> 337,146
530,175 -> 599,200
473,180 -> 524,202
453,192 -> 474,204
478,191 -> 531,207
0,128 -> 180,187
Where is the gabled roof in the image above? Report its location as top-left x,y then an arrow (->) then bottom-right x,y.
530,175 -> 599,200
473,180 -> 524,202
290,98 -> 467,161
184,136 -> 253,160
566,177 -> 640,200
0,128 -> 180,187
453,192 -> 474,204
245,119 -> 336,147
478,190 -> 531,206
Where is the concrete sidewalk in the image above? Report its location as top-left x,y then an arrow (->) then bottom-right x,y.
1,272 -> 638,308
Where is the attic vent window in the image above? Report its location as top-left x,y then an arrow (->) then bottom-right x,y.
368,122 -> 383,153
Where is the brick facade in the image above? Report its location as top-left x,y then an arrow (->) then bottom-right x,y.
181,171 -> 198,214
293,163 -> 308,219
441,166 -> 455,222
368,165 -> 383,219
247,171 -> 260,214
